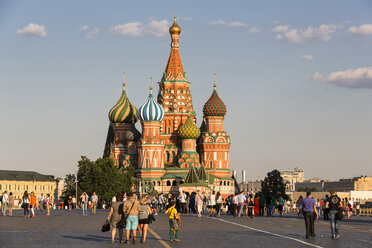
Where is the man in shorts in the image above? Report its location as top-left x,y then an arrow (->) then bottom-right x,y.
124,193 -> 140,244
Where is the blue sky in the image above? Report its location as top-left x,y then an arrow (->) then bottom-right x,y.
1,0 -> 372,181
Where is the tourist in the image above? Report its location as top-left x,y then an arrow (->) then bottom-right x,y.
22,191 -> 30,218
301,191 -> 318,239
271,194 -> 276,216
232,194 -> 238,217
254,194 -> 260,216
178,190 -> 187,214
209,191 -> 216,217
80,192 -> 88,217
237,191 -> 245,218
345,197 -> 352,219
124,193 -> 140,244
202,192 -> 207,215
323,194 -> 329,220
296,195 -> 303,217
29,192 -> 37,218
106,193 -> 124,244
259,193 -> 265,216
326,190 -> 342,239
265,193 -> 272,217
139,197 -> 152,243
247,194 -> 254,218
7,192 -> 14,216
165,201 -> 180,242
72,196 -> 77,210
38,193 -> 44,212
158,193 -> 165,214
91,192 -> 98,215
195,189 -> 203,217
45,194 -> 52,215
356,201 -> 360,216
216,192 -> 222,217
1,191 -> 8,216
277,194 -> 284,216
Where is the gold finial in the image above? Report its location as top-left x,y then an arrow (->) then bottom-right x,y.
213,73 -> 217,90
169,9 -> 181,35
123,72 -> 126,90
174,7 -> 177,21
149,77 -> 153,94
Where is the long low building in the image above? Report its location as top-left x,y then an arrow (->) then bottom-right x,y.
0,170 -> 63,205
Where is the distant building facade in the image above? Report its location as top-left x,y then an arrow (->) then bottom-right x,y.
295,176 -> 372,192
238,180 -> 262,194
0,170 -> 62,204
354,177 -> 372,191
281,168 -> 305,192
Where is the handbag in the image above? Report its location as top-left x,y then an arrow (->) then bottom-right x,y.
148,213 -> 156,223
101,220 -> 110,232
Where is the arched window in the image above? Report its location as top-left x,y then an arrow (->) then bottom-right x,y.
166,151 -> 170,162
227,181 -> 230,186
145,158 -> 149,168
157,181 -> 161,186
209,160 -> 213,168
172,180 -> 177,186
224,181 -> 226,186
167,126 -> 171,134
166,180 -> 171,186
172,151 -> 176,163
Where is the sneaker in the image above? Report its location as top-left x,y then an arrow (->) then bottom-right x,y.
170,239 -> 175,242
125,240 -> 129,244
133,237 -> 136,244
174,239 -> 181,242
331,235 -> 336,239
335,234 -> 340,239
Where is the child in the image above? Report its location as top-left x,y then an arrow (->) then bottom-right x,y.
165,201 -> 180,242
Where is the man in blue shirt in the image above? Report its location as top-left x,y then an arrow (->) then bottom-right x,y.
301,191 -> 319,239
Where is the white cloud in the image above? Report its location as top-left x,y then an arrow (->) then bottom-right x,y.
79,25 -> 89,32
349,24 -> 372,35
210,20 -> 247,27
146,20 -> 170,37
249,27 -> 260,33
308,66 -> 372,88
272,20 -> 279,24
209,20 -> 226,25
111,22 -> 144,37
274,34 -> 282,40
86,28 -> 100,38
16,23 -> 47,37
111,19 -> 170,37
227,22 -> 247,27
302,54 -> 314,60
275,24 -> 337,43
272,25 -> 289,33
307,72 -> 323,81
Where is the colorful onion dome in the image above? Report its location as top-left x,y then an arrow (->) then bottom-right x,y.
108,74 -> 139,124
138,78 -> 165,122
169,16 -> 181,35
203,83 -> 227,117
178,115 -> 200,139
125,124 -> 141,142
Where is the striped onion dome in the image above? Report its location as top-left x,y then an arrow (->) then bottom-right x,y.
125,124 -> 141,142
178,115 -> 200,139
108,83 -> 139,124
203,84 -> 227,117
138,83 -> 165,122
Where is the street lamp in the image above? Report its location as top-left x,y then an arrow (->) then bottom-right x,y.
75,170 -> 78,207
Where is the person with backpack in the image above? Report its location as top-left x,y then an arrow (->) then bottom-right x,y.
165,201 -> 180,242
106,193 -> 124,244
325,190 -> 343,239
123,193 -> 140,244
22,191 -> 30,218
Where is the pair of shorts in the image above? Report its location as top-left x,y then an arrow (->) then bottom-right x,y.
139,218 -> 149,225
126,216 -> 138,230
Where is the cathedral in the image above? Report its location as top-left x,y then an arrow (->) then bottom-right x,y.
103,16 -> 235,197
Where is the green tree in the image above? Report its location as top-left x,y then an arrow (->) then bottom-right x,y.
61,173 -> 77,203
261,169 -> 287,199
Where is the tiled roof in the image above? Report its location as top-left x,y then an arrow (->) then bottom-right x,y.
0,170 -> 57,182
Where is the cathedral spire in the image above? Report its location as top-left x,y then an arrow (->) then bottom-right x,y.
164,15 -> 185,81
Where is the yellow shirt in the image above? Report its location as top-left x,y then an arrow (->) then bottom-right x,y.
165,206 -> 177,219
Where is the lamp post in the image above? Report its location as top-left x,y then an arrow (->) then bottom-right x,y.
75,170 -> 78,206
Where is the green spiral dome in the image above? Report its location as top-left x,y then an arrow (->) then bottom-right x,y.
108,88 -> 139,124
178,115 -> 200,139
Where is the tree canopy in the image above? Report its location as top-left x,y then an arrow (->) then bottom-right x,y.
261,169 -> 287,199
62,156 -> 134,204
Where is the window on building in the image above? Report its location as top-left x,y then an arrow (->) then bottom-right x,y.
166,180 -> 171,186
209,160 -> 213,168
145,159 -> 149,168
9,185 -> 11,190
224,181 -> 226,186
35,185 -> 37,191
166,151 -> 170,162
43,186 -> 45,191
0,185 -> 2,190
172,151 -> 176,163
172,180 -> 177,186
18,185 -> 20,191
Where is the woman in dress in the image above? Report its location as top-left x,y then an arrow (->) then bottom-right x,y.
254,194 -> 260,216
139,197 -> 152,243
106,193 -> 124,244
215,192 -> 222,217
195,190 -> 203,217
7,192 -> 14,216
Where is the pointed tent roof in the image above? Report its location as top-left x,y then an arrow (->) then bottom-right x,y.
163,16 -> 186,81
184,166 -> 200,184
198,164 -> 207,182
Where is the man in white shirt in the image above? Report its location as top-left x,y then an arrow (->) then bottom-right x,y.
232,194 -> 239,217
91,192 -> 98,215
38,193 -> 44,212
1,191 -> 8,216
178,191 -> 187,214
158,194 -> 165,213
237,191 -> 246,218
209,191 -> 216,217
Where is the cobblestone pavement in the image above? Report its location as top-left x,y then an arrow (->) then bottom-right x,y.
1,209 -> 372,248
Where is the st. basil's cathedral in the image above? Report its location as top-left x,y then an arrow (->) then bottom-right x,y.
103,16 -> 235,197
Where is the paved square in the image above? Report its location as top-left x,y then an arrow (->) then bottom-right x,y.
1,209 -> 372,248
